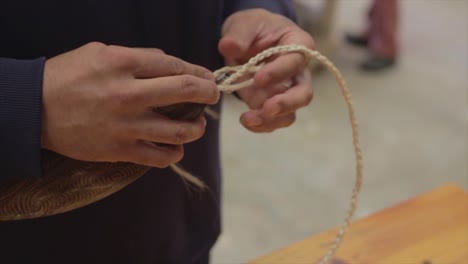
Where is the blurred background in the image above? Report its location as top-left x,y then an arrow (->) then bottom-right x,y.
212,0 -> 467,263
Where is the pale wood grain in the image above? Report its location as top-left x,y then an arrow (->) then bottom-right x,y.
249,184 -> 468,264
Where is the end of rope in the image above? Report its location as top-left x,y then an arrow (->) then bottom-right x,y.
169,164 -> 206,190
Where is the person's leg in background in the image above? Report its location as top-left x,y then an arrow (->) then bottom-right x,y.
345,1 -> 375,47
346,0 -> 399,71
364,0 -> 398,70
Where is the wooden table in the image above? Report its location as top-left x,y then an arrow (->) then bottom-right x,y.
249,184 -> 468,264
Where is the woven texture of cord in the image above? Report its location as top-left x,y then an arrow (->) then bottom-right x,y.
208,45 -> 364,264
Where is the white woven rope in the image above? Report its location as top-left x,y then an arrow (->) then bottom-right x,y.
173,45 -> 363,264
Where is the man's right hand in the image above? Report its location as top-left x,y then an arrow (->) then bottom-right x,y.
42,42 -> 219,168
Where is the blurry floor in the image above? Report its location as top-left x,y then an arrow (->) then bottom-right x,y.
212,1 -> 468,263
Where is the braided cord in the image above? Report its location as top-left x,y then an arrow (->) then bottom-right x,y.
211,45 -> 364,263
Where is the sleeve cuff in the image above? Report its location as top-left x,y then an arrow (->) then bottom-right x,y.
0,57 -> 45,181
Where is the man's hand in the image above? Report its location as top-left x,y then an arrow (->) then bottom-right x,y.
219,9 -> 314,133
42,42 -> 219,168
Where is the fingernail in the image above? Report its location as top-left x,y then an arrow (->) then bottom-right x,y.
202,118 -> 207,127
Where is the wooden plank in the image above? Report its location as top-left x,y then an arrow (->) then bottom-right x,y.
249,184 -> 468,264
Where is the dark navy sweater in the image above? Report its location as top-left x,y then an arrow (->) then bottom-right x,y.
0,1 -> 295,263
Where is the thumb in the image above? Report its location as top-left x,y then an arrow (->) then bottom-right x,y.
218,18 -> 258,63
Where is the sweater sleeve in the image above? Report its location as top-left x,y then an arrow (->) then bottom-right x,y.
0,57 -> 45,182
224,0 -> 297,20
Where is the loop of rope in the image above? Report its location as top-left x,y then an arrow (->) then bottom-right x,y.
173,45 -> 363,264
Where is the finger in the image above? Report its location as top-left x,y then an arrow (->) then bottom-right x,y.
237,81 -> 293,110
135,75 -> 220,107
278,27 -> 316,50
219,11 -> 271,64
126,141 -> 184,168
240,111 -> 296,133
261,75 -> 313,119
255,26 -> 315,87
129,116 -> 207,145
128,49 -> 214,81
218,20 -> 257,62
255,53 -> 308,87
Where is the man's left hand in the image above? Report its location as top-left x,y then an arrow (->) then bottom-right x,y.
219,9 -> 315,133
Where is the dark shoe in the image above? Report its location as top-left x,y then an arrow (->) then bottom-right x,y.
360,55 -> 396,71
345,33 -> 368,47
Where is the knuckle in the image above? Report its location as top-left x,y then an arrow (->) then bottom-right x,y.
174,125 -> 189,144
178,75 -> 199,98
85,41 -> 107,51
152,48 -> 164,54
265,70 -> 280,83
169,57 -> 186,75
103,45 -> 137,71
84,42 -> 109,73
